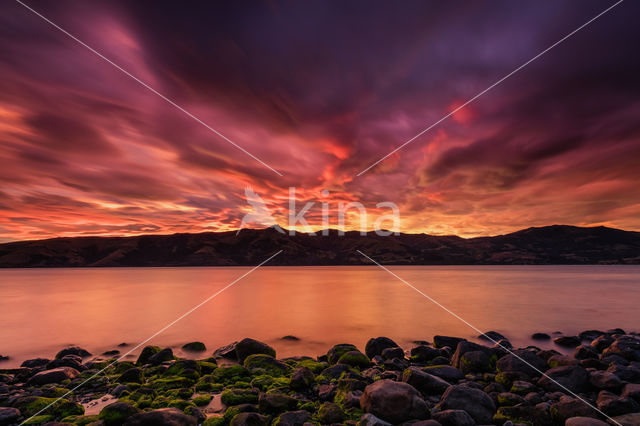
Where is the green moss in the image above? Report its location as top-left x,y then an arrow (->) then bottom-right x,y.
250,375 -> 289,391
168,398 -> 196,411
220,388 -> 259,405
13,396 -> 84,418
150,395 -> 171,409
23,414 -> 55,425
41,387 -> 70,398
297,359 -> 328,374
327,344 -> 359,364
193,394 -> 213,406
298,401 -> 316,412
137,345 -> 162,365
61,414 -> 99,425
203,416 -> 225,426
244,354 -> 290,377
199,361 -> 218,375
336,351 -> 370,369
211,365 -> 250,384
150,376 -> 195,390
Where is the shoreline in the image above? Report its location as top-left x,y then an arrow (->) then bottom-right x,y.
1,329 -> 639,425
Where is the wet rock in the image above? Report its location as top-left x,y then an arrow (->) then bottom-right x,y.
360,379 -> 429,423
621,383 -> 640,401
590,370 -> 623,391
338,351 -> 371,369
510,380 -> 535,395
99,401 -> 141,426
229,412 -> 269,426
596,390 -> 639,416
433,336 -> 466,349
327,344 -> 359,365
574,345 -> 599,360
532,333 -> 551,341
566,416 -> 608,426
289,367 -> 314,390
451,341 -> 493,374
317,402 -> 344,424
606,413 -> 640,425
554,336 -> 581,348
0,407 -> 20,425
436,385 -> 496,424
136,346 -> 161,365
402,367 -> 450,395
318,383 -> 337,401
478,331 -> 506,343
580,330 -> 606,341
497,392 -> 525,406
27,367 -> 79,385
273,410 -> 311,426
55,346 -> 91,359
148,348 -> 174,365
538,365 -> 590,393
236,338 -> 276,363
607,328 -> 626,335
319,364 -> 353,380
365,337 -> 399,359
258,392 -> 298,414
550,396 -> 601,422
432,409 -> 475,426
213,342 -> 238,359
181,342 -> 206,352
547,354 -> 579,368
423,365 -> 464,382
602,336 -> 640,361
244,354 -> 289,376
124,407 -> 196,425
118,367 -> 143,384
607,364 -> 640,382
496,350 -> 547,377
357,413 -> 392,426
495,404 -> 551,425
381,347 -> 404,360
280,335 -> 300,341
20,358 -> 50,369
410,345 -> 442,363
592,335 -> 615,352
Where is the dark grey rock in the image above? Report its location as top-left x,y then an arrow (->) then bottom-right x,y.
402,367 -> 450,395
124,407 -> 196,425
365,337 -> 399,359
360,379 -> 429,424
436,385 -> 496,424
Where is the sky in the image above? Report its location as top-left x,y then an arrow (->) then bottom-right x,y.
1,0 -> 639,242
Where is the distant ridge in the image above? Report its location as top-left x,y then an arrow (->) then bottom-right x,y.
0,225 -> 639,267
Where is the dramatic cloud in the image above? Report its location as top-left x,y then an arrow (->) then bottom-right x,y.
0,0 -> 639,242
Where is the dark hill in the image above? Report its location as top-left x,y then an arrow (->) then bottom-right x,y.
0,225 -> 639,267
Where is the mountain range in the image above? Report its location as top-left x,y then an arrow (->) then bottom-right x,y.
1,225 -> 639,267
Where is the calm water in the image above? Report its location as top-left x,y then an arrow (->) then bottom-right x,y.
0,266 -> 638,368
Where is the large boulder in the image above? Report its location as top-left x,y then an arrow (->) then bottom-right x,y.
0,407 -> 21,425
538,365 -> 590,393
496,350 -> 547,377
148,348 -> 174,365
435,385 -> 496,424
258,392 -> 298,414
360,379 -> 429,423
451,341 -> 494,373
606,413 -> 640,426
338,351 -> 371,369
243,354 -> 289,376
273,410 -> 311,426
603,336 -> 640,361
236,338 -> 276,363
423,365 -> 464,382
136,346 -> 161,365
55,346 -> 91,359
327,344 -> 359,364
432,409 -> 475,426
365,337 -> 399,359
410,345 -> 442,363
99,402 -> 141,426
596,390 -> 640,416
550,396 -> 601,423
124,407 -> 196,425
289,367 -> 314,390
402,367 -> 450,395
433,336 -> 466,349
27,367 -> 79,385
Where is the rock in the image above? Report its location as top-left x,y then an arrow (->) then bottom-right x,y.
20,358 -> 50,368
497,392 -> 525,406
47,355 -> 83,370
496,350 -> 547,376
554,336 -> 582,347
357,413 -> 392,426
433,336 -> 466,349
213,342 -> 238,359
432,409 -> 475,426
402,367 -> 450,395
423,365 -> 465,382
280,335 -> 300,341
12,395 -> 83,418
181,342 -> 206,352
566,417 -> 608,426
381,347 -> 404,360
607,328 -> 626,335
27,367 -> 79,385
538,365 -> 590,393
596,390 -> 639,416
229,412 -> 269,426
273,410 -> 311,426
289,367 -> 314,390
360,379 -> 429,423
0,407 -> 20,425
574,345 -> 599,360
603,336 -> 640,361
55,346 -> 91,359
118,367 -> 144,383
99,402 -> 141,426
258,392 -> 298,414
510,380 -> 535,395
411,345 -> 442,363
621,383 -> 640,401
478,330 -> 506,343
148,348 -> 174,365
608,364 -> 640,382
327,344 -> 359,364
338,351 -> 371,369
244,354 -> 289,376
451,341 -> 493,374
550,396 -> 601,422
548,354 -> 579,368
124,407 -> 196,425
606,413 -> 640,425
318,383 -> 337,401
112,384 -> 130,397
580,330 -> 606,341
590,370 -> 623,391
532,333 -> 551,341
495,404 -> 551,425
317,402 -> 345,424
320,364 -> 353,380
235,338 -> 276,363
436,385 -> 496,424
136,346 -> 161,365
592,335 -> 615,352
365,337 -> 399,359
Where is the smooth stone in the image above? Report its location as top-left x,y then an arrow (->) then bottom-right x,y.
365,337 -> 399,359
574,345 -> 599,360
402,367 -> 450,395
148,348 -> 173,365
258,392 -> 298,414
590,370 -> 624,391
213,342 -> 238,359
99,401 -> 141,426
229,412 -> 269,426
381,347 -> 405,360
236,338 -> 276,363
289,367 -> 314,390
357,413 -> 392,426
554,336 -> 582,347
478,331 -> 506,343
549,396 -> 601,423
20,358 -> 50,368
55,346 -> 91,359
124,407 -> 196,425
621,383 -> 640,400
432,409 -> 475,426
433,336 -> 466,349
27,367 -> 79,385
580,330 -> 607,341
273,410 -> 311,426
606,413 -> 640,425
360,379 -> 429,424
603,336 -> 640,361
410,345 -> 442,362
538,365 -> 590,393
317,402 -> 344,424
181,342 -> 206,352
592,335 -> 616,352
566,416 -> 608,426
496,350 -> 547,376
435,385 -> 496,424
423,366 -> 464,382
532,333 -> 551,341
596,390 -> 640,416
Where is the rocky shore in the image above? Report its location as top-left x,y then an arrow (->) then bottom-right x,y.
1,330 -> 640,426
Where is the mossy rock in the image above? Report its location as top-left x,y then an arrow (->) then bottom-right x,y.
193,394 -> 213,406
118,367 -> 143,383
296,359 -> 328,374
337,351 -> 370,369
41,386 -> 71,398
198,361 -> 218,375
221,388 -> 259,405
211,365 -> 251,384
244,354 -> 290,377
22,414 -> 55,425
113,361 -> 136,374
136,346 -> 162,365
203,416 -> 226,426
195,376 -> 224,392
167,398 -> 196,411
150,376 -> 195,390
125,387 -> 157,402
250,375 -> 290,391
182,341 -> 207,352
166,359 -> 201,377
13,396 -> 84,418
150,395 -> 172,409
327,344 -> 359,364
317,402 -> 345,424
99,401 -> 141,426
61,414 -> 100,425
